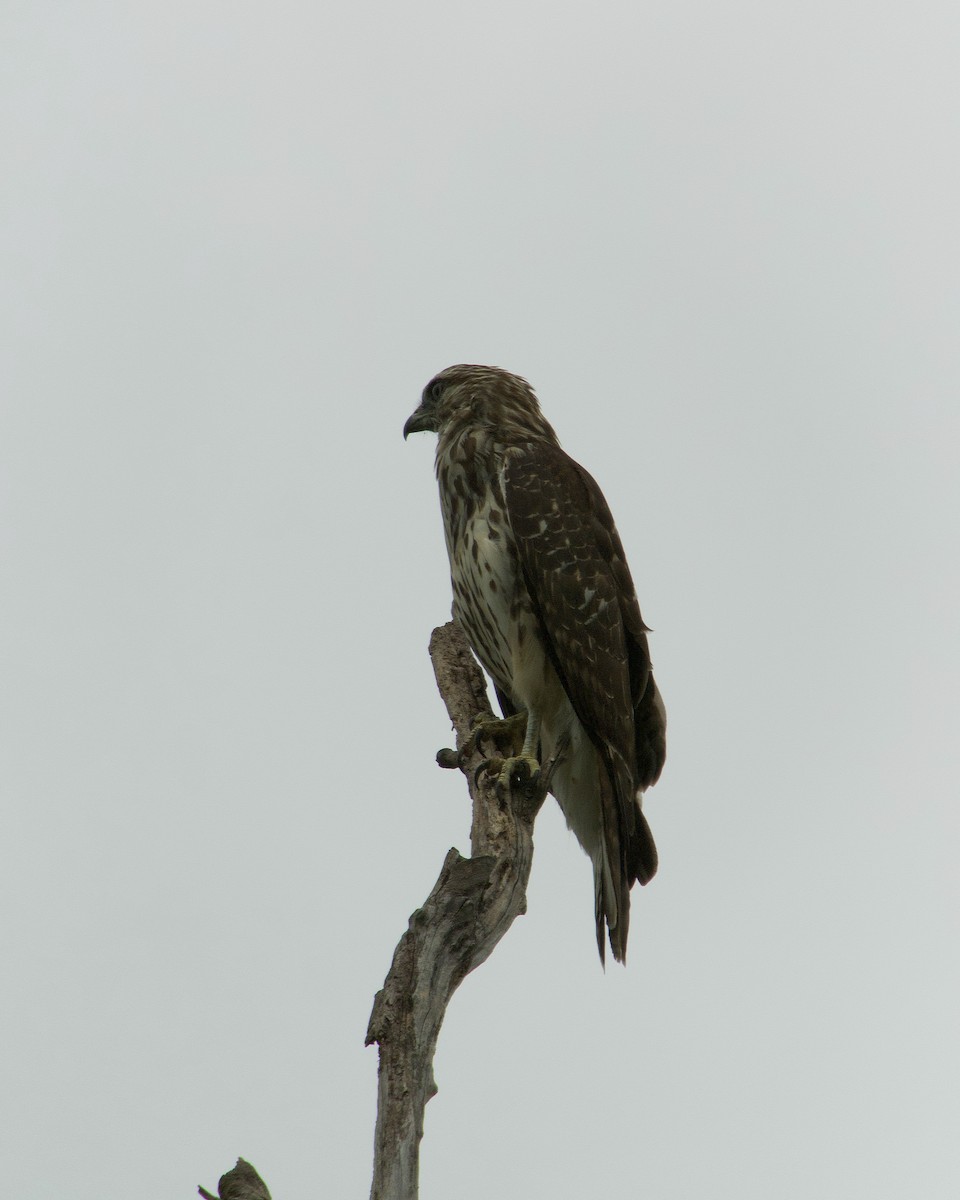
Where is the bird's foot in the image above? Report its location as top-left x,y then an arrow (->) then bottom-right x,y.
495,753 -> 543,804
459,710 -> 528,763
436,711 -> 528,772
471,750 -> 539,791
460,750 -> 547,818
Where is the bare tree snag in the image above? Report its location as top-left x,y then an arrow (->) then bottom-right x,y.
365,621 -> 547,1200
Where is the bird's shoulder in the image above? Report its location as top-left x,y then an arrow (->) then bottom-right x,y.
501,440 -> 622,562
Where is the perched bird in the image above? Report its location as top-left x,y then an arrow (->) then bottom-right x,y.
404,365 -> 666,964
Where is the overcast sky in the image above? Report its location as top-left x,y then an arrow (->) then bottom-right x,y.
2,2 -> 958,1197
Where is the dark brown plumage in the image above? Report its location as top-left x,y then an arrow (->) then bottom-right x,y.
404,364 -> 666,963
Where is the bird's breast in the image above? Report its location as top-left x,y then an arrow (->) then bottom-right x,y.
445,489 -> 521,692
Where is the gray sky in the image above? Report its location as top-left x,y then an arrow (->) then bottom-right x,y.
2,2 -> 958,1197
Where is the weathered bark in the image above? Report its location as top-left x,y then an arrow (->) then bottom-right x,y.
365,620 -> 546,1200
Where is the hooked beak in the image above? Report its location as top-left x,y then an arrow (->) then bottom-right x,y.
403,405 -> 437,439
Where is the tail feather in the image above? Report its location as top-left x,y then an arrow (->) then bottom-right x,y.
548,716 -> 659,966
594,864 -> 607,967
596,753 -> 658,964
593,839 -> 621,967
630,808 -> 658,886
596,763 -> 630,963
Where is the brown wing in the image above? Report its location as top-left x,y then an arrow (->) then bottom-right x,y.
503,443 -> 664,957
570,460 -> 667,795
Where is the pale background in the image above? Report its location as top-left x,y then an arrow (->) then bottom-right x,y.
2,2 -> 958,1197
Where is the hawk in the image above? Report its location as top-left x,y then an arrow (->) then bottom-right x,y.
404,365 -> 666,964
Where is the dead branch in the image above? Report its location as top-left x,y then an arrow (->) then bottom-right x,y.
365,620 -> 545,1200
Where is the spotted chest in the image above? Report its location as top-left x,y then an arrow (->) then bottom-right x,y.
436,473 -> 530,701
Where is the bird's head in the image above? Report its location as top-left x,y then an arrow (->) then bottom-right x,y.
403,364 -> 558,446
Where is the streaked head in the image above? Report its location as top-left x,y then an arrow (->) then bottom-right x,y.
403,364 -> 558,445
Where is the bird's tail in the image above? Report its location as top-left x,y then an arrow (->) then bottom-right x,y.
593,851 -> 616,966
595,757 -> 658,965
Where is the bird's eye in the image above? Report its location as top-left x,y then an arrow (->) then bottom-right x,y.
430,380 -> 444,403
